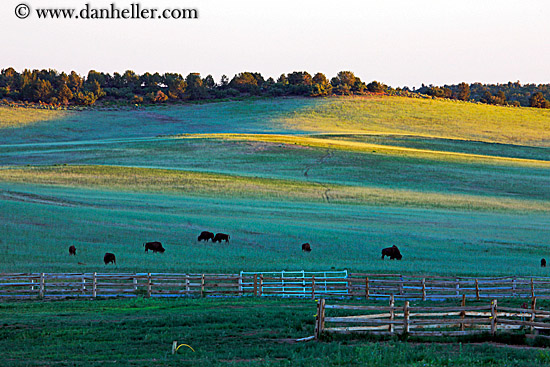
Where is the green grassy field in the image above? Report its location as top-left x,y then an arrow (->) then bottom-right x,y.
1,97 -> 550,275
2,182 -> 549,275
2,96 -> 550,365
283,96 -> 550,146
2,297 -> 550,367
0,106 -> 68,128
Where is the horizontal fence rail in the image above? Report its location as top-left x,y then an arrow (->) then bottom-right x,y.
240,270 -> 348,297
2,272 -> 550,300
315,297 -> 550,339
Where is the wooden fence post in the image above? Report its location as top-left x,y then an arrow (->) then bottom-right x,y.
253,274 -> 258,297
311,275 -> 316,300
403,301 -> 410,335
238,274 -> 243,296
531,278 -> 535,300
133,277 -> 137,292
92,272 -> 97,298
389,295 -> 395,334
147,273 -> 152,298
314,299 -> 326,339
455,278 -> 460,296
319,298 -> 326,337
475,279 -> 480,300
421,278 -> 426,301
490,299 -> 498,336
314,299 -> 320,339
399,277 -> 403,295
185,274 -> 190,295
530,297 -> 537,334
39,273 -> 45,299
201,274 -> 205,298
259,274 -> 263,297
460,294 -> 466,331
512,277 -> 517,297
82,276 -> 86,295
365,277 -> 369,300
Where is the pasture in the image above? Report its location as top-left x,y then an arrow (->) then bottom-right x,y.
2,297 -> 550,367
1,96 -> 550,275
0,106 -> 68,129
283,96 -> 550,146
1,181 -> 549,275
1,96 -> 550,365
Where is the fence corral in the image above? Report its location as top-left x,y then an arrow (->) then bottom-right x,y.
240,270 -> 348,298
315,296 -> 550,339
2,272 -> 550,300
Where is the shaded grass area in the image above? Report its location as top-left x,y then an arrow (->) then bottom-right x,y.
284,96 -> 550,146
0,98 -> 314,145
1,297 -> 549,367
175,133 -> 550,167
0,164 -> 548,212
0,106 -> 67,128
1,183 -> 549,275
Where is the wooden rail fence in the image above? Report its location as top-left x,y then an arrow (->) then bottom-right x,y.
2,272 -> 550,300
315,296 -> 550,339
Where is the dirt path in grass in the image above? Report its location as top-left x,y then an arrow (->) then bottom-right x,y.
303,150 -> 334,203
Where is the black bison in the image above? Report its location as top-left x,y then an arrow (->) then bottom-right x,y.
381,245 -> 402,260
69,245 -> 76,256
198,231 -> 215,242
104,252 -> 116,265
213,233 -> 230,243
144,241 -> 165,253
542,258 -> 547,268
302,243 -> 311,252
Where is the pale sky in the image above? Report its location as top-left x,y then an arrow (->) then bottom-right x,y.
2,0 -> 550,87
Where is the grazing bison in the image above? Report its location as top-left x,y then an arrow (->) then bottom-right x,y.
381,245 -> 402,260
213,233 -> 230,243
302,243 -> 312,252
144,241 -> 165,253
69,245 -> 76,256
198,231 -> 215,242
542,258 -> 547,268
104,252 -> 116,265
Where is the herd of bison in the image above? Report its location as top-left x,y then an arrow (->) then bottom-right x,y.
67,238 -> 548,268
66,231 -> 405,266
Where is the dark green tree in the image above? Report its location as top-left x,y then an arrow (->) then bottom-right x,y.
287,71 -> 312,86
530,92 -> 550,108
57,83 -> 73,104
456,82 -> 470,101
219,75 -> 229,88
34,79 -> 53,102
185,73 -> 207,99
311,73 -> 332,96
68,71 -> 83,94
230,72 -> 259,93
367,81 -> 388,93
122,70 -> 139,89
203,75 -> 216,89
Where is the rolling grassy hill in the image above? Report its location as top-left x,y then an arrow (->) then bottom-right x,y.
283,96 -> 550,146
0,96 -> 549,275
